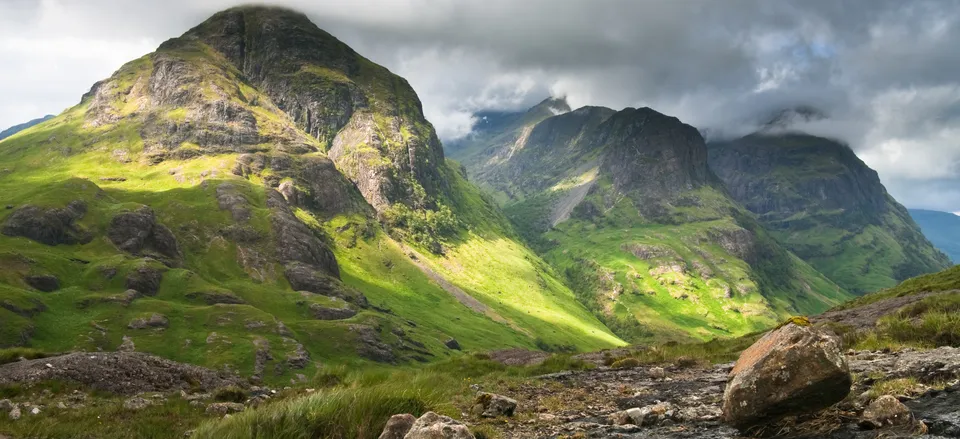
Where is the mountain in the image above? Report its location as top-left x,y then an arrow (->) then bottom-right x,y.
0,6 -> 624,382
0,115 -> 54,141
707,133 -> 951,294
909,209 -> 960,263
449,101 -> 852,342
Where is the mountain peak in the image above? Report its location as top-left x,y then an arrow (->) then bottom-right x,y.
761,106 -> 828,131
529,97 -> 572,116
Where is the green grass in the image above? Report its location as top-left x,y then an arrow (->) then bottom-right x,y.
535,187 -> 849,343
832,264 -> 960,312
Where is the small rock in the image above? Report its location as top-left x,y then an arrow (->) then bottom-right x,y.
0,399 -> 11,411
649,367 -> 666,379
378,413 -> 416,439
30,407 -> 40,415
473,391 -> 517,417
860,395 -> 913,430
404,412 -> 474,439
538,413 -> 558,423
57,402 -> 67,409
124,396 -> 152,411
128,313 -> 169,330
205,402 -> 245,416
9,405 -> 21,420
445,338 -> 461,350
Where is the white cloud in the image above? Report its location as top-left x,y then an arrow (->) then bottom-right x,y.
2,0 -> 960,210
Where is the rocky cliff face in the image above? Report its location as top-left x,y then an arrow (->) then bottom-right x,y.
708,133 -> 951,293
452,101 -> 851,342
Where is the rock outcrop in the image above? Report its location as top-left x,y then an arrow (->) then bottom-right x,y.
107,207 -> 181,265
0,352 -> 242,394
1,201 -> 91,246
24,274 -> 60,292
721,322 -> 851,430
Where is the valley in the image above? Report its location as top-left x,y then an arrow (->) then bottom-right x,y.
0,4 -> 957,439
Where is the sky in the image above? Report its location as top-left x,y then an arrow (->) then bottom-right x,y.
1,0 -> 960,212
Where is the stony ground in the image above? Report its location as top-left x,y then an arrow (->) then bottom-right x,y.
468,347 -> 960,439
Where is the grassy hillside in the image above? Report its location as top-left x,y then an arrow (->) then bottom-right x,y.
450,104 -> 851,343
0,6 -> 623,387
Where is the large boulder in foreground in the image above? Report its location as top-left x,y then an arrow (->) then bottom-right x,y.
722,321 -> 851,431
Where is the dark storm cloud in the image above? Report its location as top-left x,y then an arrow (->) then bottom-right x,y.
1,0 -> 960,211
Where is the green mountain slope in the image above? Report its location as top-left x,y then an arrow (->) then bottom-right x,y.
0,115 -> 54,141
0,6 -> 622,383
450,102 -> 852,342
909,209 -> 960,264
707,133 -> 951,294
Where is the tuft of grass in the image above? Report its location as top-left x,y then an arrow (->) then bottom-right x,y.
0,347 -> 53,365
849,293 -> 960,350
598,332 -> 765,371
192,370 -> 457,439
866,378 -> 922,400
611,357 -> 641,369
213,386 -> 247,403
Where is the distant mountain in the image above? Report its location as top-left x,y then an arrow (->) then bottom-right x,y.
909,209 -> 960,264
450,101 -> 852,342
708,133 -> 951,294
0,115 -> 54,140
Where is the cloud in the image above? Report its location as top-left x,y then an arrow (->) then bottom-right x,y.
1,0 -> 960,210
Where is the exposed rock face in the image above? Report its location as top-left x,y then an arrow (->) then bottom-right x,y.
125,266 -> 165,296
0,352 -> 241,394
708,133 -> 951,292
349,324 -> 395,363
1,201 -> 91,246
597,108 -> 711,203
182,6 -> 448,211
284,263 -> 367,306
107,207 -> 181,265
24,274 -> 60,292
267,190 -> 340,279
378,413 -> 416,439
309,302 -> 357,320
404,412 -> 475,439
722,323 -> 851,430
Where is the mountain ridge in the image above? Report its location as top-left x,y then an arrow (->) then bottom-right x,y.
0,115 -> 55,141
450,100 -> 852,341
708,132 -> 951,294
